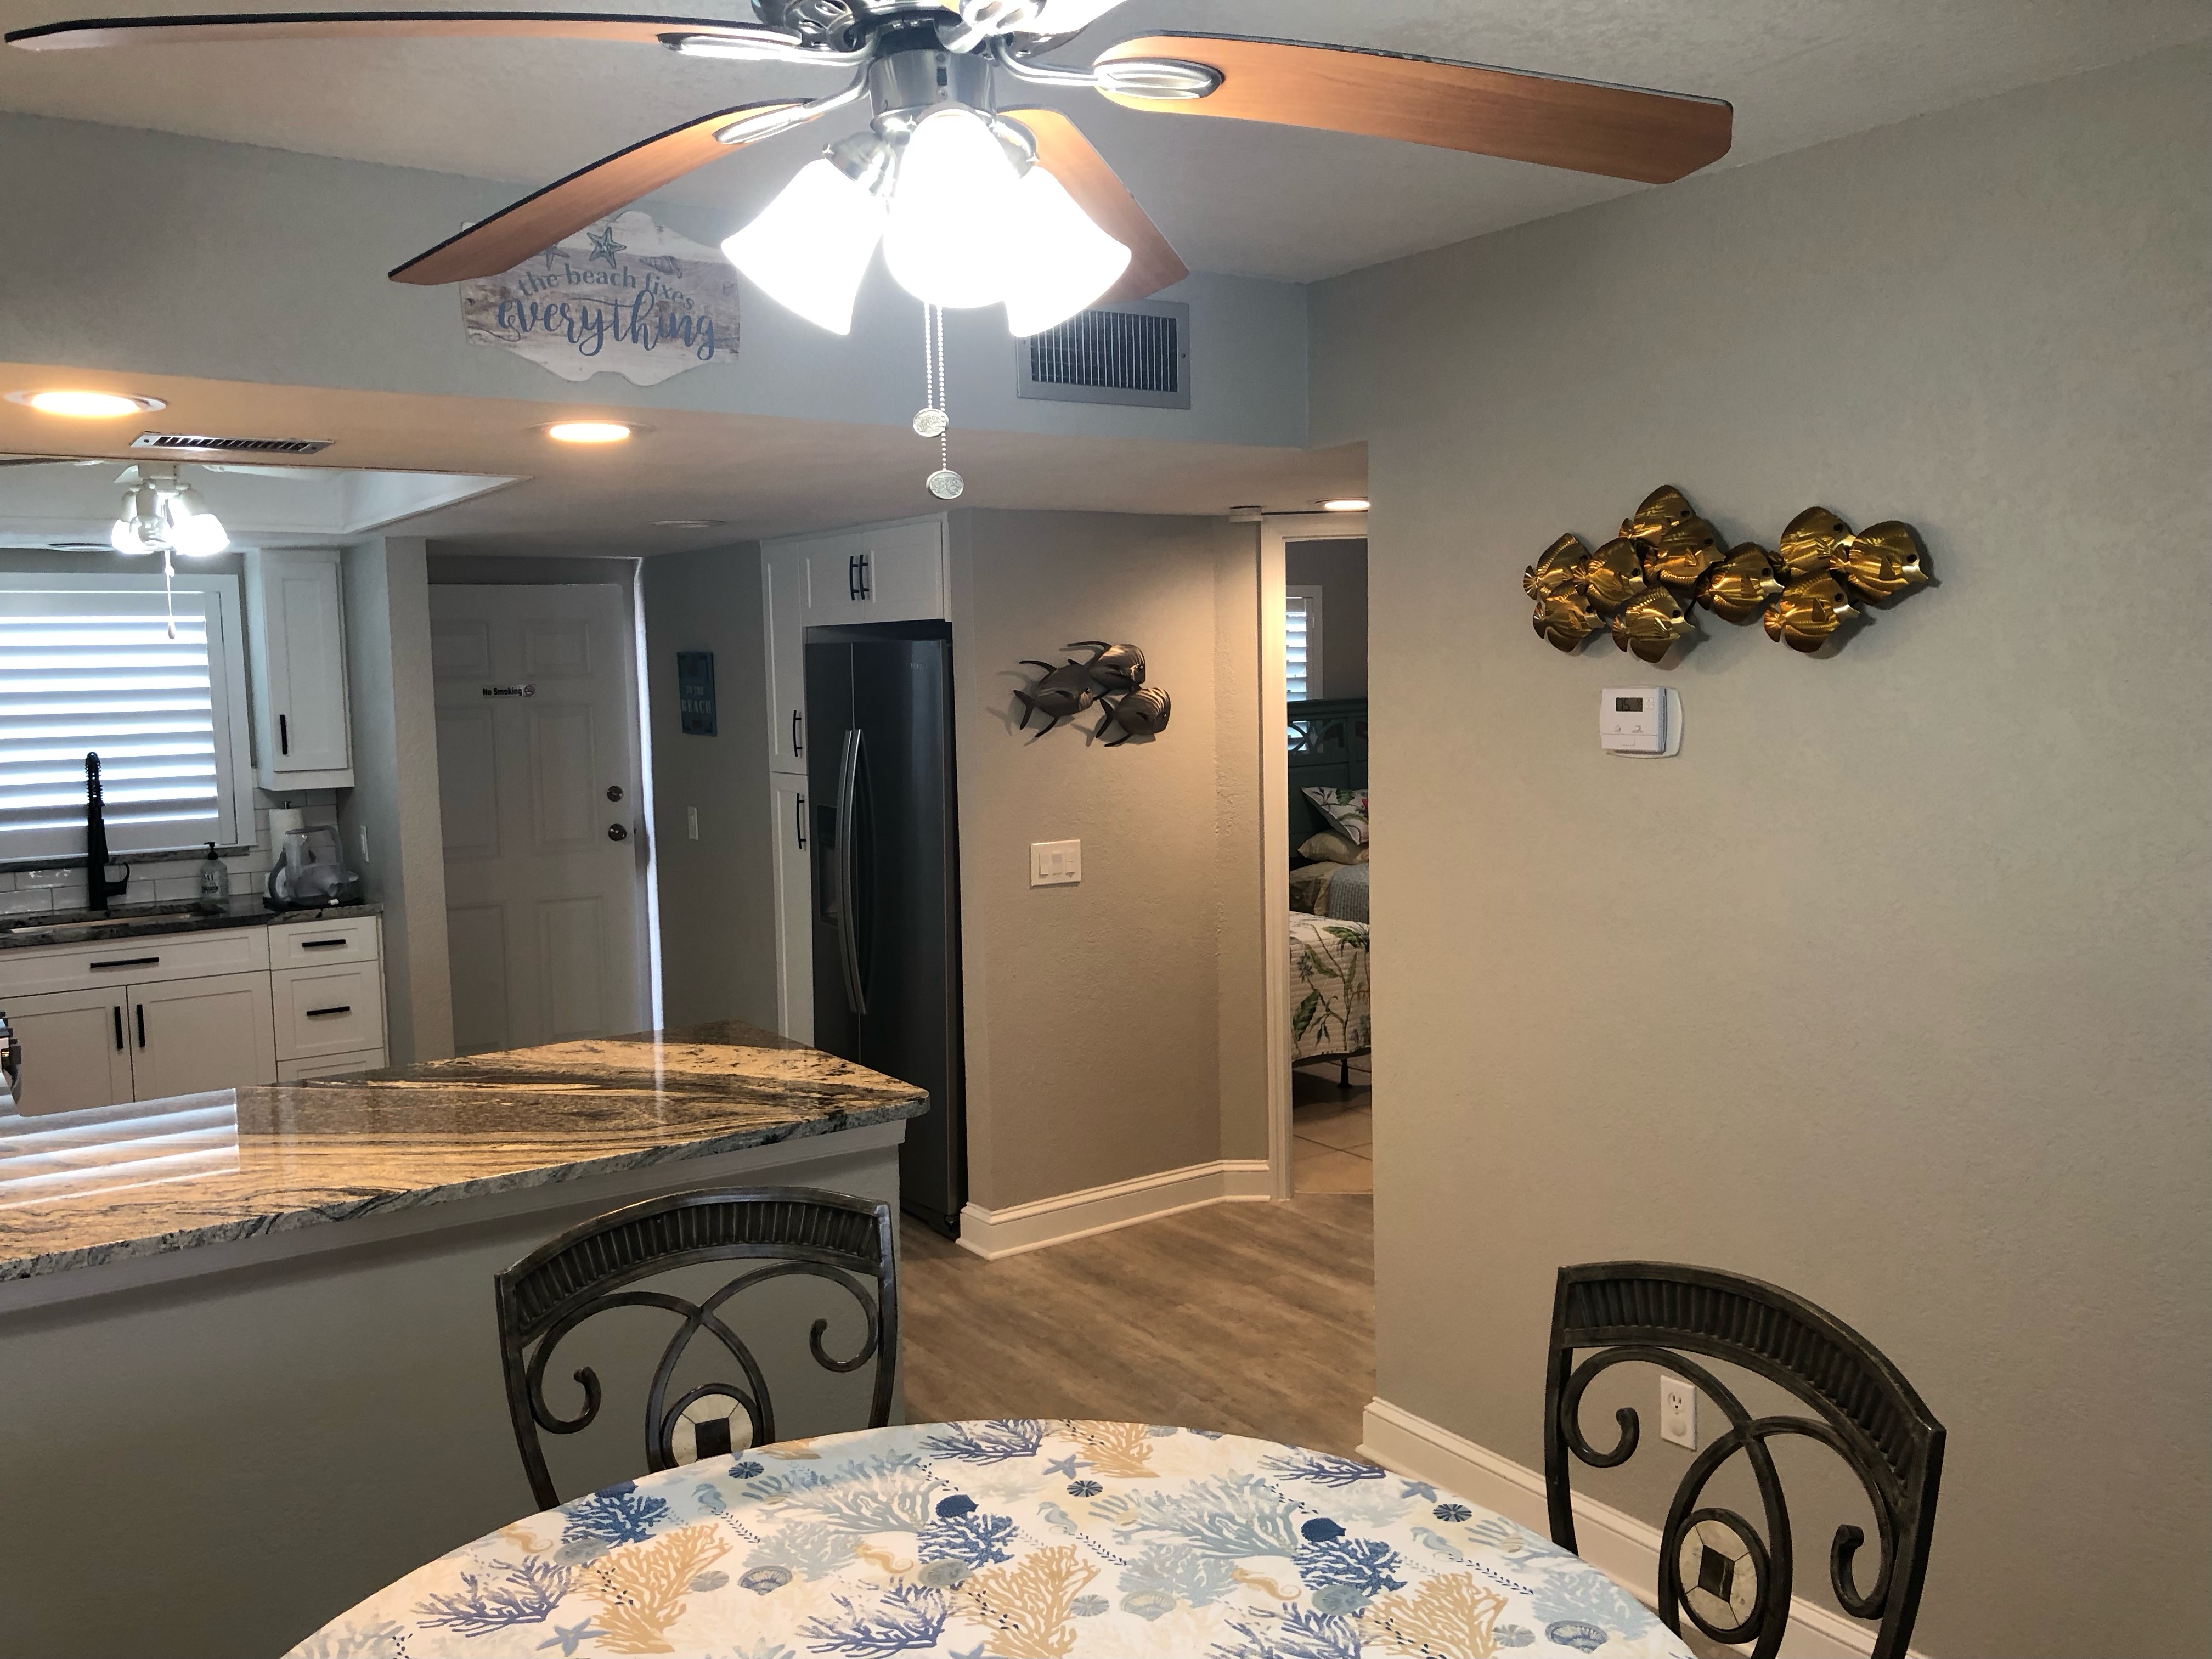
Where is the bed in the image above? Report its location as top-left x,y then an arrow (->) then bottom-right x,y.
1287,697 -> 1370,1072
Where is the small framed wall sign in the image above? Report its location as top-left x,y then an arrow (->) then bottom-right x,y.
676,651 -> 717,736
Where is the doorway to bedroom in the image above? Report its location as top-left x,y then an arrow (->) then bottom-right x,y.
1269,522 -> 1371,1195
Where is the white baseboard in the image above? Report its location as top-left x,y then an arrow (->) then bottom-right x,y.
956,1159 -> 1271,1260
1360,1398 -> 1920,1659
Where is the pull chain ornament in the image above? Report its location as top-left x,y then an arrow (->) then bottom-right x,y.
916,303 -> 964,500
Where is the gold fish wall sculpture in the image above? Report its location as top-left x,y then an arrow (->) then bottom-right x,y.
1530,487 -> 1932,659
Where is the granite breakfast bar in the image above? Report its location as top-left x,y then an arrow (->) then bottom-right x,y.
0,1023 -> 930,1659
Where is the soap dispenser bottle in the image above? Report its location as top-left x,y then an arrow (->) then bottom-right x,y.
199,842 -> 227,902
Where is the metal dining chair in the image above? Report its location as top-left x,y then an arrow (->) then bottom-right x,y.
495,1186 -> 899,1509
1544,1261 -> 1944,1659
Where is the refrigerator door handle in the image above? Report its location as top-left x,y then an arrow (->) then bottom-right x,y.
834,729 -> 869,1018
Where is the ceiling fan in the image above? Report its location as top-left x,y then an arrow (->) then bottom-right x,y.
7,2 -> 1732,341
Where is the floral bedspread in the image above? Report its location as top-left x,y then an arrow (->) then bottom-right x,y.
1293,911 -> 1372,1062
289,1421 -> 1689,1658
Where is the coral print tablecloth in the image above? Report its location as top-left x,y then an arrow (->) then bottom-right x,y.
290,1421 -> 1691,1658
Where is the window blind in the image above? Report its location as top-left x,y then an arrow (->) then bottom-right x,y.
0,585 -> 240,859
1286,590 -> 1321,701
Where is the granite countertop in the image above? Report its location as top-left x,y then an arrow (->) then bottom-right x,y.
0,1022 -> 928,1282
0,895 -> 383,950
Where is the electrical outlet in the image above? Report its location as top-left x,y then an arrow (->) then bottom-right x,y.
1660,1376 -> 1697,1449
1030,839 -> 1081,887
687,806 -> 700,841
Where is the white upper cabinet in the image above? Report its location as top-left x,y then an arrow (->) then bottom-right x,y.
763,516 -> 947,777
245,548 -> 354,789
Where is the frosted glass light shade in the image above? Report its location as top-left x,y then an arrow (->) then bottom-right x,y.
1001,165 -> 1131,337
883,109 -> 1021,311
723,159 -> 887,336
165,488 -> 230,557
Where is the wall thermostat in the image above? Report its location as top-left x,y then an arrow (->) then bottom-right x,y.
1601,687 -> 1681,757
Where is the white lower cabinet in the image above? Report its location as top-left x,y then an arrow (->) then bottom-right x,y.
128,972 -> 278,1101
0,916 -> 386,1115
0,986 -> 137,1116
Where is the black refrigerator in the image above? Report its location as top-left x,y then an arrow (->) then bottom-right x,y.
804,624 -> 967,1237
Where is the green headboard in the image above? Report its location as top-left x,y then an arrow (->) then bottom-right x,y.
1288,697 -> 1368,856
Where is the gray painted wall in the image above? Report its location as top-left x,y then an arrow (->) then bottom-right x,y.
338,537 -> 454,1063
1285,537 -> 1368,699
949,510 -> 1268,1211
640,543 -> 780,1030
1310,45 -> 2209,1659
0,111 -> 1308,452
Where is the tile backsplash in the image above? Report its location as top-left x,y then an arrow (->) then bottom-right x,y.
0,789 -> 342,916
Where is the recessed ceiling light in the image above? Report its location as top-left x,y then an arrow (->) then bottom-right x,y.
9,389 -> 167,418
1319,498 -> 1370,512
653,519 -> 726,530
543,420 -> 638,444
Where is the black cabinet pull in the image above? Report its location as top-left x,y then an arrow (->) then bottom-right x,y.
300,938 -> 346,950
792,709 -> 803,756
305,1005 -> 352,1018
112,1006 -> 124,1051
796,793 -> 807,851
607,823 -> 629,842
279,713 -> 290,756
92,955 -> 159,970
134,1005 -> 145,1048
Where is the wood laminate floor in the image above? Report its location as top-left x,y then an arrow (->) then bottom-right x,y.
900,1193 -> 1375,1458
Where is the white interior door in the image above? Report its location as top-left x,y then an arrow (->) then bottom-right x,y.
430,585 -> 647,1055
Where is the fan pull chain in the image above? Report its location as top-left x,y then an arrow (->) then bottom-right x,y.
161,546 -> 178,640
912,303 -> 964,501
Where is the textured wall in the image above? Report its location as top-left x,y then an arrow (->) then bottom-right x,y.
950,510 -> 1267,1211
640,543 -> 780,1030
1311,45 -> 2210,1658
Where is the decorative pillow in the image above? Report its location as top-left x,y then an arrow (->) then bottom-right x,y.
1302,786 -> 1370,847
1297,831 -> 1370,865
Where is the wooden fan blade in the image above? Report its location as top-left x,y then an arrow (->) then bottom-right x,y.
7,10 -> 783,52
1002,106 -> 1186,304
389,100 -> 808,285
1094,33 -> 1731,184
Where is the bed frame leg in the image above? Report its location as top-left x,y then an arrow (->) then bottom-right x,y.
1339,1056 -> 1351,1090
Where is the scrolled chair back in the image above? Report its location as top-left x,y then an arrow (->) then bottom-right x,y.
1544,1261 -> 1943,1659
495,1186 -> 898,1509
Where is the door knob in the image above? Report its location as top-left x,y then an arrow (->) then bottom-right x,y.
607,824 -> 629,842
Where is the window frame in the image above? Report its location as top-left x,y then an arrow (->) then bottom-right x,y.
1285,583 -> 1325,701
0,570 -> 255,862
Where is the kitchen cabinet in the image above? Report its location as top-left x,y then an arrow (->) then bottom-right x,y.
0,915 -> 385,1115
770,775 -> 812,1045
245,548 -> 354,789
763,517 -> 946,778
128,972 -> 278,1101
0,986 -> 136,1115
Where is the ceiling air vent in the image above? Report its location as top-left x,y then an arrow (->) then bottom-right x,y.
1016,300 -> 1191,410
132,431 -> 335,456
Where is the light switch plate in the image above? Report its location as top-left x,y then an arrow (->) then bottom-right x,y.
1030,839 -> 1081,887
1660,1375 -> 1697,1449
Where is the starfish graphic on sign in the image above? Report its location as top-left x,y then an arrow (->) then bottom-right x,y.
586,224 -> 627,266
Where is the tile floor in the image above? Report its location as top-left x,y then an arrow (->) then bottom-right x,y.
1292,1054 -> 1372,1193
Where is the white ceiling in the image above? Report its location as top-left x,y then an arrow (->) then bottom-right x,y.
3,1 -> 2205,283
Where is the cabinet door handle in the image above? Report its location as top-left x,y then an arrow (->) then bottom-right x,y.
92,955 -> 159,970
792,709 -> 803,757
796,792 -> 807,851
305,1005 -> 352,1018
607,823 -> 629,842
300,938 -> 347,950
135,1004 -> 145,1048
112,1006 -> 124,1051
279,713 -> 290,756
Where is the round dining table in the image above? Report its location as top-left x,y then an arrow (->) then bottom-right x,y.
289,1420 -> 1692,1657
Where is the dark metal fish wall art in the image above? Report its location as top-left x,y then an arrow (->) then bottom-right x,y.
1014,641 -> 1172,745
1525,486 -> 1932,661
